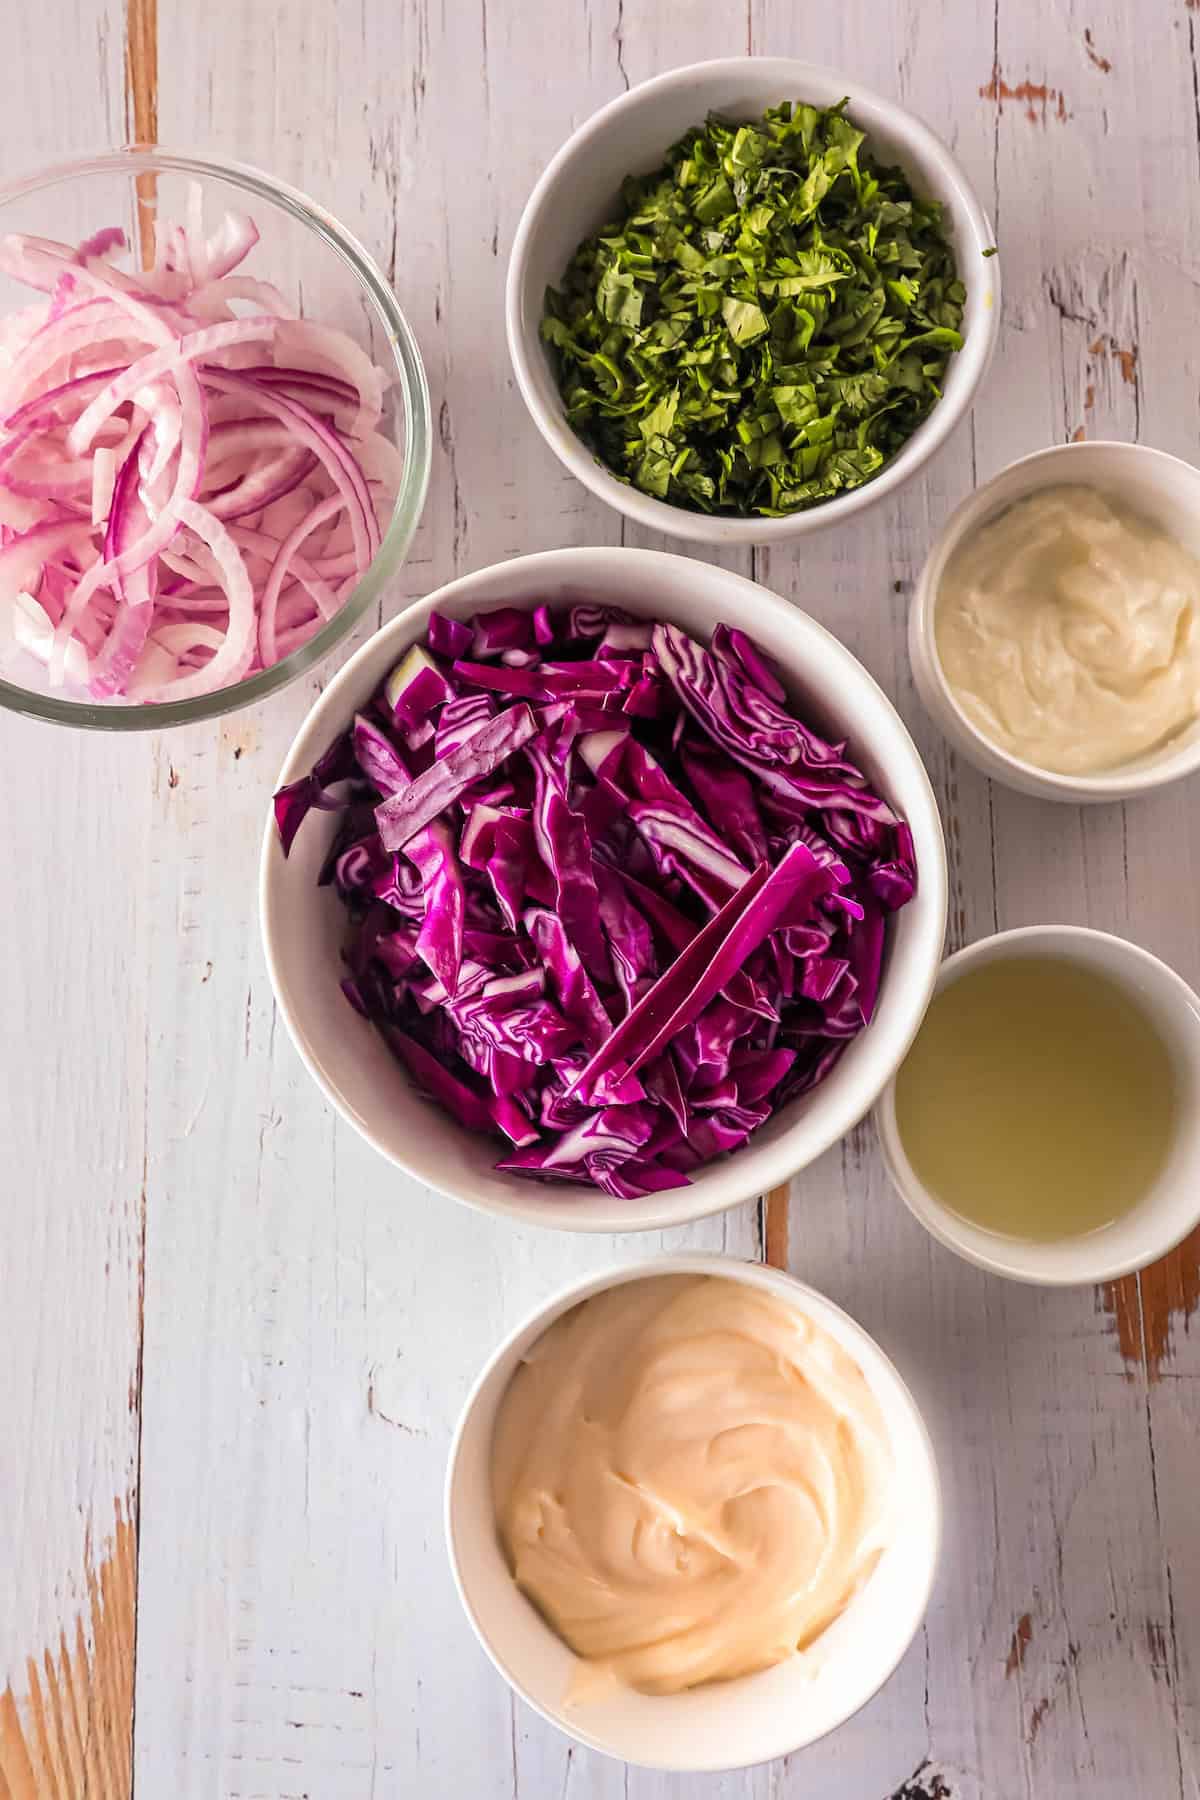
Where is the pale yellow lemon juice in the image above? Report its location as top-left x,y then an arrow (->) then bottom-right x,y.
894,956 -> 1178,1240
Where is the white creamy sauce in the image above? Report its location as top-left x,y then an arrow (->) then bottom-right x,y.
935,485 -> 1200,774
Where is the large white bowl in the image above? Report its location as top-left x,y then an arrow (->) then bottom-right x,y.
910,440 -> 1200,802
507,57 -> 999,547
260,547 -> 947,1233
445,1254 -> 942,1771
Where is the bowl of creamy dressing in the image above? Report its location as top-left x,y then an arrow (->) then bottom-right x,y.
910,441 -> 1200,801
445,1255 -> 940,1771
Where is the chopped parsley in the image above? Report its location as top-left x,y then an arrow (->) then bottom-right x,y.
541,99 -> 967,517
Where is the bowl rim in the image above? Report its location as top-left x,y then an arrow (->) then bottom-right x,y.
505,54 -> 1000,547
874,923 -> 1200,1283
0,146 -> 432,731
910,439 -> 1200,800
443,1251 -> 943,1771
259,544 -> 949,1234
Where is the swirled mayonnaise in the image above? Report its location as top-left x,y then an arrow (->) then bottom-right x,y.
490,1275 -> 893,1698
935,485 -> 1200,774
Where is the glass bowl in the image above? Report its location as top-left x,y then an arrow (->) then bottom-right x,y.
0,149 -> 431,730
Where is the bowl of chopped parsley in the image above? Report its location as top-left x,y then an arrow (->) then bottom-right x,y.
507,59 -> 999,544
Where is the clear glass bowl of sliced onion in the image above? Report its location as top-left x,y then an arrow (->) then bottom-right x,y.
0,149 -> 430,728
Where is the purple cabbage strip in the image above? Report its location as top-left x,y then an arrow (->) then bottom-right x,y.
678,736 -> 768,867
406,821 -> 466,996
375,703 -> 537,851
272,726 -> 360,855
594,864 -> 657,1014
352,713 -> 410,796
470,605 -> 534,657
524,906 -> 613,1052
526,741 -> 612,976
427,610 -> 473,660
381,1025 -> 493,1134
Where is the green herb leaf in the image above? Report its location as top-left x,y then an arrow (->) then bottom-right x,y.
720,296 -> 769,345
540,97 -> 968,516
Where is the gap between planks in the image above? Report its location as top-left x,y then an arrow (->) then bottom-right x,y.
124,0 -> 158,264
762,1183 -> 790,1269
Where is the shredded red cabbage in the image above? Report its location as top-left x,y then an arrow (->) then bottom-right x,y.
276,605 -> 917,1197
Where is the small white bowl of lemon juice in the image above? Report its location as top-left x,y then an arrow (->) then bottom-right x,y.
875,925 -> 1200,1284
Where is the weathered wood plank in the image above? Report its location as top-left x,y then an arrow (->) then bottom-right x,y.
0,6 -> 144,1794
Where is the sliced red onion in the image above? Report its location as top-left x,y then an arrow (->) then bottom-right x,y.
257,493 -> 345,666
76,227 -> 127,264
88,483 -> 157,697
67,317 -> 279,455
198,211 -> 259,282
133,500 -> 255,700
228,524 -> 338,618
91,447 -> 118,523
0,191 -> 397,704
200,369 -> 378,571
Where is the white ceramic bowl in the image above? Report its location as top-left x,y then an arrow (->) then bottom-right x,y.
910,440 -> 1200,802
445,1254 -> 941,1771
875,925 -> 1200,1284
260,546 -> 947,1233
506,57 -> 999,547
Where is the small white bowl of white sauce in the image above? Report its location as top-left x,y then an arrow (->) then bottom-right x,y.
910,440 -> 1200,802
445,1255 -> 940,1771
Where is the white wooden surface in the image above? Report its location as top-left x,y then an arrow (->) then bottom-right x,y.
2,2 -> 1199,1797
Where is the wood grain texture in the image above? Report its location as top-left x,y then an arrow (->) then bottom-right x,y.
0,1512 -> 136,1800
1104,1226 -> 1200,1378
123,0 -> 155,142
2,1 -> 1198,1798
762,1184 -> 790,1270
123,0 -> 157,261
